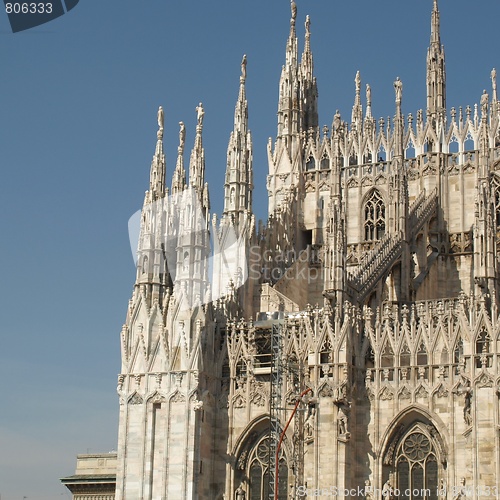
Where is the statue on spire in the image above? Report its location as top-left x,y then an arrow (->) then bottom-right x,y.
491,68 -> 497,95
157,106 -> 164,137
241,54 -> 247,81
291,0 -> 297,23
196,103 -> 205,127
481,90 -> 489,117
355,71 -> 361,94
366,84 -> 372,106
394,77 -> 403,104
305,14 -> 310,35
178,121 -> 186,153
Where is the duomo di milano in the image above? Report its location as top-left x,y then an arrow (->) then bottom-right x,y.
111,1 -> 500,499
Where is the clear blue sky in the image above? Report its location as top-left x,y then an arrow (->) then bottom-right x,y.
0,1 -> 498,498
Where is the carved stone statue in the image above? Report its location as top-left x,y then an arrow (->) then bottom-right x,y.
355,70 -> 361,93
235,484 -> 246,500
333,109 -> 341,130
394,78 -> 403,103
382,473 -> 395,500
492,68 -> 497,93
453,478 -> 466,500
366,84 -> 372,106
334,397 -> 350,435
241,54 -> 247,81
290,0 -> 297,21
304,405 -> 316,439
463,388 -> 472,426
365,479 -> 373,500
157,106 -> 164,131
337,403 -> 349,435
178,121 -> 186,152
196,102 -> 205,127
481,90 -> 489,116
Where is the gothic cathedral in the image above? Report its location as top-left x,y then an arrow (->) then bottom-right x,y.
114,2 -> 500,498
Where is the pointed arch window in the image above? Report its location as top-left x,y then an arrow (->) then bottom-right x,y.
475,328 -> 491,367
453,337 -> 463,374
364,190 -> 386,241
320,154 -> 330,170
394,428 -> 439,500
417,342 -> 428,366
400,342 -> 411,367
381,341 -> 394,368
247,436 -> 288,500
306,155 -> 316,171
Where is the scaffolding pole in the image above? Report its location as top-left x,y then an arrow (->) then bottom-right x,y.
269,321 -> 284,499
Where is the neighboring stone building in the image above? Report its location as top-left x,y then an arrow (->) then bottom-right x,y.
114,1 -> 500,499
61,453 -> 116,500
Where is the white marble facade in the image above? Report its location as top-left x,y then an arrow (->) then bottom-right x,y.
115,2 -> 500,499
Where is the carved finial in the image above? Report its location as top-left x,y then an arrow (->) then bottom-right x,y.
366,84 -> 372,106
305,14 -> 310,36
178,121 -> 186,153
241,54 -> 247,82
157,106 -> 164,138
196,102 -> 204,128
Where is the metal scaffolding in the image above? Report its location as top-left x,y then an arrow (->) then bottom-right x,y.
268,320 -> 284,499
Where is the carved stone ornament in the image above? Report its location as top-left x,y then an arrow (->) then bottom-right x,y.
149,392 -> 166,404
171,391 -> 186,404
436,384 -> 449,398
128,392 -> 144,405
383,424 -> 405,465
379,386 -> 394,401
192,399 -> 204,411
318,382 -> 335,398
233,393 -> 246,409
366,387 -> 375,401
250,391 -> 266,407
475,372 -> 493,388
415,385 -> 429,399
237,450 -> 248,470
399,386 -> 411,400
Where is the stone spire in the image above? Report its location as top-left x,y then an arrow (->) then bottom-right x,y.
277,1 -> 300,138
223,55 -> 253,219
365,83 -> 372,119
135,106 -> 169,303
171,121 -> 187,195
351,71 -> 363,125
393,77 -> 404,157
491,68 -> 498,113
427,0 -> 446,119
147,106 -> 166,203
189,103 -> 206,194
300,14 -> 318,131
